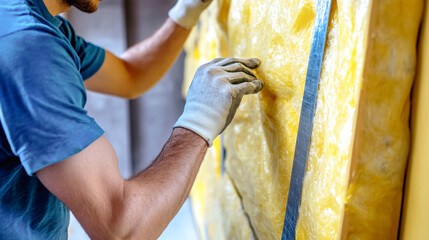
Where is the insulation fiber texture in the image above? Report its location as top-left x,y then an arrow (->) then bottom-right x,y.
185,0 -> 422,239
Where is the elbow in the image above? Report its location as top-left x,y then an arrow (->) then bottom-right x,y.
84,181 -> 164,239
83,218 -> 128,240
91,183 -> 159,240
116,82 -> 143,99
122,85 -> 153,99
120,60 -> 149,99
106,184 -> 137,239
125,90 -> 143,100
121,76 -> 148,99
84,184 -> 136,239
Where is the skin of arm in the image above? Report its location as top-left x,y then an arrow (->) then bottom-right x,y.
84,18 -> 191,99
36,128 -> 207,240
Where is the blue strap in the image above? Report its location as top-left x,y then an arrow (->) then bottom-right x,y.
281,0 -> 333,239
221,134 -> 226,176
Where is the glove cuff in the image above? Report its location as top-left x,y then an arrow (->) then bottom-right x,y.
174,102 -> 226,147
168,1 -> 204,29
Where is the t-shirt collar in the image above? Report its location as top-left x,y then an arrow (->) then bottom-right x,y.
32,0 -> 63,28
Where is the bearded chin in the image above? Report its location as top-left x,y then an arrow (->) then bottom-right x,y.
65,0 -> 98,13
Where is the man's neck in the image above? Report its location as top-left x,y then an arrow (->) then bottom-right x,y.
43,0 -> 70,16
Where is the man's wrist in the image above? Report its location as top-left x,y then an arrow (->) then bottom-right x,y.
168,4 -> 196,29
174,103 -> 226,147
171,127 -> 209,149
168,0 -> 209,29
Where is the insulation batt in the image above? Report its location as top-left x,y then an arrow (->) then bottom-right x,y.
185,0 -> 423,239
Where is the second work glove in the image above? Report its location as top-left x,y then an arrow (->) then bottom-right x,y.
174,58 -> 264,146
168,0 -> 213,29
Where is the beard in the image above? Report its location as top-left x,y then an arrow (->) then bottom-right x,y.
64,0 -> 98,13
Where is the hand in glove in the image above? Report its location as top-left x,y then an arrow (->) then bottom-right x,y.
174,58 -> 264,146
168,0 -> 213,29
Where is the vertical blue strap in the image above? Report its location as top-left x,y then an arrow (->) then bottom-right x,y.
281,0 -> 333,239
221,134 -> 226,176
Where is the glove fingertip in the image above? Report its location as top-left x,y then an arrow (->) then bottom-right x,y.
251,58 -> 261,66
252,79 -> 264,92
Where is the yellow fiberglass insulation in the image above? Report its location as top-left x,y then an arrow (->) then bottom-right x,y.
185,0 -> 422,239
190,138 -> 256,240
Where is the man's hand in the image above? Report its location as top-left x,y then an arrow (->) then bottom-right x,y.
168,0 -> 213,29
175,57 -> 264,146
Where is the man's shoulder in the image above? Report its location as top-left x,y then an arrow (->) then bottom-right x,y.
0,0 -> 33,37
0,28 -> 68,60
0,0 -> 62,39
0,27 -> 78,83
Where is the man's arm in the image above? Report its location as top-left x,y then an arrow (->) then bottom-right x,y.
38,57 -> 264,239
85,0 -> 213,99
84,18 -> 189,98
37,128 -> 207,240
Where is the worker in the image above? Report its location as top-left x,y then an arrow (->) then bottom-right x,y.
0,0 -> 264,239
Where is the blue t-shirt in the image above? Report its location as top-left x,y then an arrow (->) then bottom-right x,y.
0,0 -> 106,239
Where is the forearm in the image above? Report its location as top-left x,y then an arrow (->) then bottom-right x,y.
121,18 -> 190,96
118,128 -> 207,239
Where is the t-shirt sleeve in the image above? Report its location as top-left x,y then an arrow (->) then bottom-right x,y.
58,16 -> 105,80
0,29 -> 104,176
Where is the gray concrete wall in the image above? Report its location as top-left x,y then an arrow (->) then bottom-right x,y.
124,0 -> 186,173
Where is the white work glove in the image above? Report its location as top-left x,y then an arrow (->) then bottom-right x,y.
168,0 -> 213,29
174,58 -> 264,146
